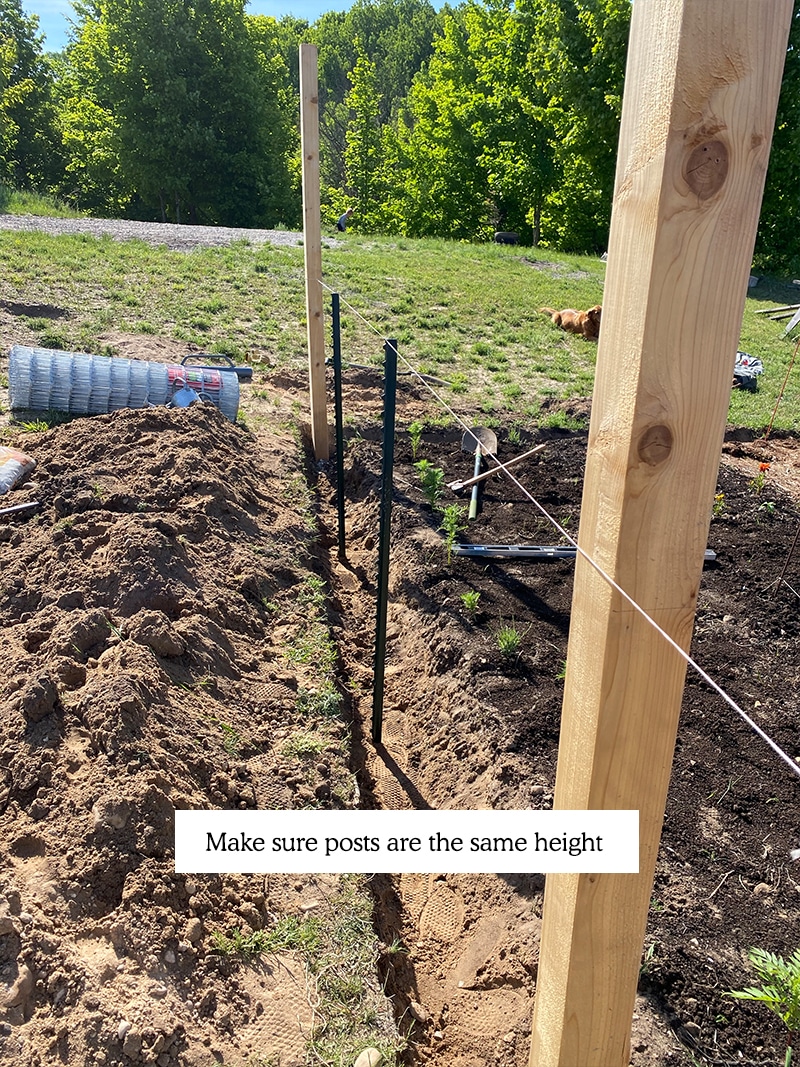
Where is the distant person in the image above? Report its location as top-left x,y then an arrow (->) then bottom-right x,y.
336,208 -> 354,232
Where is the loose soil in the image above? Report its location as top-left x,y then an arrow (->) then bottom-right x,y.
1,218 -> 799,1067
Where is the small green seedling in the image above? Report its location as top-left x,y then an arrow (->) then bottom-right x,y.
712,491 -> 726,518
460,590 -> 481,617
415,459 -> 445,508
409,419 -> 424,459
758,500 -> 777,521
496,622 -> 522,658
439,503 -> 466,564
726,947 -> 800,1067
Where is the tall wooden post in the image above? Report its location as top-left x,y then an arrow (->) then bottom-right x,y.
300,43 -> 329,460
529,3 -> 792,1066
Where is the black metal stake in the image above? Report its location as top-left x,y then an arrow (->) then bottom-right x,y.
331,293 -> 346,560
372,338 -> 398,746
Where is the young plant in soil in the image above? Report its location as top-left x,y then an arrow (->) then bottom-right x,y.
408,419 -> 424,459
748,462 -> 771,494
496,621 -> 523,658
415,458 -> 445,508
439,503 -> 466,564
460,589 -> 481,617
726,948 -> 800,1067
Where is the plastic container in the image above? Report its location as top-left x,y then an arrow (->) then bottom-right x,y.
0,446 -> 36,495
8,346 -> 239,421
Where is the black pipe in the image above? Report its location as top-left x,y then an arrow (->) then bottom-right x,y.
372,338 -> 398,746
331,293 -> 346,560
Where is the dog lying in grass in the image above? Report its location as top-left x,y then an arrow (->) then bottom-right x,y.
540,304 -> 602,341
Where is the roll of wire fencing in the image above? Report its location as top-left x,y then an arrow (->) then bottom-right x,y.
8,345 -> 239,421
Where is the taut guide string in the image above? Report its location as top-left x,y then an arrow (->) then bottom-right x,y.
319,279 -> 800,784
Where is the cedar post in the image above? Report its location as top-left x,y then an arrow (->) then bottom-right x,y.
299,43 -> 329,460
529,3 -> 792,1066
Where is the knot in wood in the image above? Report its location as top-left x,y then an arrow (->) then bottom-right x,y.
638,424 -> 673,467
684,139 -> 729,200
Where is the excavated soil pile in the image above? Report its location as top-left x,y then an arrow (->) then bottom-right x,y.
0,402 -> 387,1067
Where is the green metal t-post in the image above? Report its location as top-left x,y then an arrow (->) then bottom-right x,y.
372,338 -> 398,746
331,293 -> 346,560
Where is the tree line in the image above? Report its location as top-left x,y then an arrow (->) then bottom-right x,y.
1,0 -> 799,269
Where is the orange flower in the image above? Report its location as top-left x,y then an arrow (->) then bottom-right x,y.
759,462 -> 771,472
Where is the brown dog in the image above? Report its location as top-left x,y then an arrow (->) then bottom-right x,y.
540,304 -> 602,341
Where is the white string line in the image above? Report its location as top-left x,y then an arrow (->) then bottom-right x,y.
320,280 -> 800,783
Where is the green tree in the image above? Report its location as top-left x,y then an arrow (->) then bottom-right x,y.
313,0 -> 442,189
59,0 -> 299,225
343,45 -> 383,226
381,1 -> 557,243
0,0 -> 63,190
53,14 -> 130,214
519,0 -> 630,251
754,1 -> 800,275
383,9 -> 493,239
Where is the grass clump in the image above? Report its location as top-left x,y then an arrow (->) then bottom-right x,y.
496,621 -> 524,658
210,915 -> 322,961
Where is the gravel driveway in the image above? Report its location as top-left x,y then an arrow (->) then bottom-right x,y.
0,212 -> 306,251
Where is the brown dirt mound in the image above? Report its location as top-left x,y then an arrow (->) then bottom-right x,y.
0,402 -> 377,1067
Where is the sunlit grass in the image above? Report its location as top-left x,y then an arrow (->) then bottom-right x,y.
0,226 -> 798,430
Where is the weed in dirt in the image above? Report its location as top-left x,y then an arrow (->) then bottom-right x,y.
507,422 -> 524,446
726,948 -> 800,1067
282,731 -> 328,760
713,491 -> 727,518
210,916 -> 322,962
640,940 -> 660,977
758,500 -> 778,521
105,617 -> 126,642
18,417 -> 51,432
215,718 -> 242,758
415,459 -> 445,508
297,682 -> 341,718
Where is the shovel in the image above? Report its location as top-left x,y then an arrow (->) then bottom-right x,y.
462,427 -> 498,520
448,443 -> 547,492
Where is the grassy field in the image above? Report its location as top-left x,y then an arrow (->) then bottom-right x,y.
1,224 -> 799,433
0,183 -> 84,218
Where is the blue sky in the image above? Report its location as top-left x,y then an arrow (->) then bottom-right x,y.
23,0 -> 350,51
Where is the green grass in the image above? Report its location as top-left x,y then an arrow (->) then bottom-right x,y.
1,227 -> 799,429
0,183 -> 84,218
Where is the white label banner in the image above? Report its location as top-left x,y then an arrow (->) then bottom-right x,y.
175,809 -> 639,874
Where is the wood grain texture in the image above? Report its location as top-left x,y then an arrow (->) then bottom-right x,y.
529,2 -> 793,1065
300,44 -> 329,460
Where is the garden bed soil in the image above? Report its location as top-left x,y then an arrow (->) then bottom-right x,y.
320,376 -> 800,1067
0,348 -> 799,1067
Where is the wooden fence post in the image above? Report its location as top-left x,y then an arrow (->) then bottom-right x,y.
529,3 -> 792,1065
299,43 -> 329,461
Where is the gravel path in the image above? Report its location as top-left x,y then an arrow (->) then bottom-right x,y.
0,212 -> 306,251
